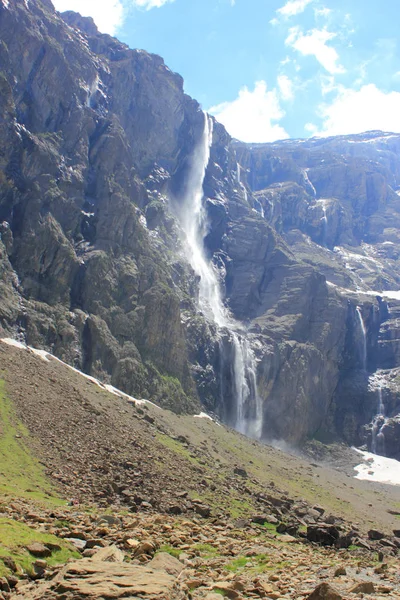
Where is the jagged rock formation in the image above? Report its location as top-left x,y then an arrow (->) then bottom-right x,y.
0,0 -> 400,456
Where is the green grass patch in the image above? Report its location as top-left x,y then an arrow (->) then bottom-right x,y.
193,543 -> 219,558
158,544 -> 181,559
225,553 -> 271,574
227,498 -> 254,519
0,518 -> 79,578
155,433 -> 199,465
0,380 -> 63,504
225,556 -> 249,572
262,522 -> 278,533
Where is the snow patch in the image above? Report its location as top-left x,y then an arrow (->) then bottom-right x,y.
29,348 -> 50,362
0,338 -> 155,407
194,412 -> 213,421
365,290 -> 400,301
353,449 -> 400,486
194,412 -> 221,426
1,338 -> 26,350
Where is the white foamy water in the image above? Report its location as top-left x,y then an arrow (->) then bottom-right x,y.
303,168 -> 317,198
177,114 -> 263,438
354,449 -> 400,486
356,306 -> 367,371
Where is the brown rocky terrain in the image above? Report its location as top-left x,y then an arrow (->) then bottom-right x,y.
0,341 -> 399,599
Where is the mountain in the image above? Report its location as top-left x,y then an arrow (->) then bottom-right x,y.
0,0 -> 400,460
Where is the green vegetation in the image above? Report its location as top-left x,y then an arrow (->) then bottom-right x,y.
225,553 -> 271,574
0,518 -> 79,578
156,433 -> 199,465
158,544 -> 181,559
225,556 -> 249,571
262,522 -> 278,533
0,379 -> 62,504
227,498 -> 254,519
193,543 -> 219,558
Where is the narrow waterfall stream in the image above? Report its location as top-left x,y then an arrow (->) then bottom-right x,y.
370,374 -> 388,456
356,307 -> 367,371
237,162 -> 264,218
178,113 -> 263,439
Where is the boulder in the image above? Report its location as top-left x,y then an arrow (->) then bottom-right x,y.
307,582 -> 343,599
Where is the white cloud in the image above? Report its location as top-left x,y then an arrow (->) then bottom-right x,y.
53,0 -> 174,34
314,7 -> 331,18
208,81 -> 289,143
53,0 -> 124,34
286,26 -> 345,74
277,75 -> 294,101
269,17 -> 279,26
132,0 -> 174,8
320,75 -> 337,95
277,0 -> 314,18
309,84 -> 400,137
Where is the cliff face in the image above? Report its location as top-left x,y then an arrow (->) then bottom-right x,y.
0,0 -> 399,456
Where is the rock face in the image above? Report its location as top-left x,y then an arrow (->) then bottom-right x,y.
0,0 -> 400,455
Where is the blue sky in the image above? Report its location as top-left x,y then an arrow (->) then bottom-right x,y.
52,0 -> 400,142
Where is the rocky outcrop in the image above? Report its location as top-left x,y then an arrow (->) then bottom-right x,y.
1,0 -> 400,455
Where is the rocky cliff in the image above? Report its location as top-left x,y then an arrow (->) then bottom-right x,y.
0,0 -> 399,457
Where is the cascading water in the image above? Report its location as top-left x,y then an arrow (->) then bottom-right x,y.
369,373 -> 388,456
356,307 -> 367,371
303,168 -> 317,198
237,162 -> 264,218
178,113 -> 263,438
316,199 -> 328,247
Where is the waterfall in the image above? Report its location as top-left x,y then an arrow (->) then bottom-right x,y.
316,199 -> 328,246
356,307 -> 367,371
369,374 -> 388,456
178,113 -> 262,438
180,115 -> 226,327
237,162 -> 264,218
303,168 -> 317,198
236,163 -> 248,204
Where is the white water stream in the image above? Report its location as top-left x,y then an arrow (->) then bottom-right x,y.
237,162 -> 264,218
369,372 -> 388,456
356,306 -> 367,371
178,114 -> 263,438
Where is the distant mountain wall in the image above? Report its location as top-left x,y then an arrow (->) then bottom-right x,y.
0,0 -> 399,456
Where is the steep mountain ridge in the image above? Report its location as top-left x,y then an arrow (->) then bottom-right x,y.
0,0 -> 399,456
